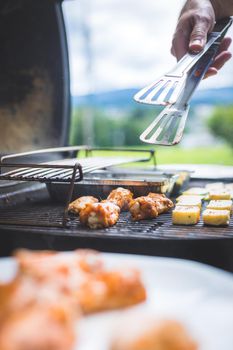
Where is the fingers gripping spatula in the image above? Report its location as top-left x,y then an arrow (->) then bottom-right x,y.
134,18 -> 232,106
136,17 -> 232,146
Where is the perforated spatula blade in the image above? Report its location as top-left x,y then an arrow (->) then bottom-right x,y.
139,43 -> 221,146
140,104 -> 189,145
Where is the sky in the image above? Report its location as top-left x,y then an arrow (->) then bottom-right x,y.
63,0 -> 233,95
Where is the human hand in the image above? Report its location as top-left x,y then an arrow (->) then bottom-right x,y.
171,0 -> 232,78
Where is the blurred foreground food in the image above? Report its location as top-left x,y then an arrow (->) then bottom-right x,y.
0,249 -> 146,350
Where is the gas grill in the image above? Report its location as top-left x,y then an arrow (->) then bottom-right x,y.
1,186 -> 233,273
0,0 -> 232,272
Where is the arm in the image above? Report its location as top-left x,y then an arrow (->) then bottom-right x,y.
211,0 -> 233,19
171,0 -> 233,78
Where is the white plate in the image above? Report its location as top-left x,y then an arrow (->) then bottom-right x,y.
1,254 -> 233,350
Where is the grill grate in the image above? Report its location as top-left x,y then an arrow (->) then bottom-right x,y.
0,147 -> 156,183
0,146 -> 156,226
0,200 -> 232,239
0,163 -> 83,183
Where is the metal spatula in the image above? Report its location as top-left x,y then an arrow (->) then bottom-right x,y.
134,17 -> 232,106
139,43 -> 221,146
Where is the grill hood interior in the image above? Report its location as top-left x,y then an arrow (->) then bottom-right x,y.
0,0 -> 70,155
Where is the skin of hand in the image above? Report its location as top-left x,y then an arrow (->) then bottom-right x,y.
171,0 -> 232,78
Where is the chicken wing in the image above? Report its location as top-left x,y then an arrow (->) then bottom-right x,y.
129,193 -> 173,221
129,196 -> 159,221
148,193 -> 174,214
68,196 -> 98,215
79,202 -> 120,229
106,187 -> 133,211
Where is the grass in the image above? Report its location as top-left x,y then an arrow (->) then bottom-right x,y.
155,145 -> 233,166
77,145 -> 233,166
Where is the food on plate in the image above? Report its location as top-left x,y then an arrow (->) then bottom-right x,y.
68,196 -> 98,214
15,249 -> 146,313
202,209 -> 230,226
106,187 -> 134,211
182,187 -> 208,196
175,197 -> 202,209
111,318 -> 197,350
79,202 -> 120,229
0,249 -> 147,350
15,249 -> 103,280
206,200 -> 232,214
77,268 -> 146,314
0,252 -> 79,350
129,193 -> 173,221
208,190 -> 231,200
0,303 -> 75,350
172,206 -> 200,225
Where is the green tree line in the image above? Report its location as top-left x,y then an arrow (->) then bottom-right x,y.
207,105 -> 233,148
70,105 -> 233,148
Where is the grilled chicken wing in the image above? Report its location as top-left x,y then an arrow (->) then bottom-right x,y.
106,187 -> 133,211
129,196 -> 159,221
68,196 -> 98,215
148,193 -> 174,214
79,202 -> 120,229
129,193 -> 173,221
111,319 -> 197,350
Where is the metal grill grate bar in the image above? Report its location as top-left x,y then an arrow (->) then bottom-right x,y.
0,147 -> 156,184
0,164 -> 83,183
0,204 -> 232,238
0,157 -> 147,182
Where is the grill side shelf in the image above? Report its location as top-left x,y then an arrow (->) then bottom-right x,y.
0,162 -> 83,227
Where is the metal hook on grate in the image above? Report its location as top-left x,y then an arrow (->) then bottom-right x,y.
62,162 -> 83,227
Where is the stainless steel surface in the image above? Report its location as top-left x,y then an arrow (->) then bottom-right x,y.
134,17 -> 232,106
0,146 -> 155,183
47,169 -> 178,202
139,43 -> 220,146
0,147 -> 156,226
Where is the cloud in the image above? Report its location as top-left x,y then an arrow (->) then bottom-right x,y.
63,0 -> 233,94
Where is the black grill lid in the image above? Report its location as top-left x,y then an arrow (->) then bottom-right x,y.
0,0 -> 70,155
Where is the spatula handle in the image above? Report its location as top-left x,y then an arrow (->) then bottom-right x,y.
177,42 -> 221,106
166,17 -> 232,78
